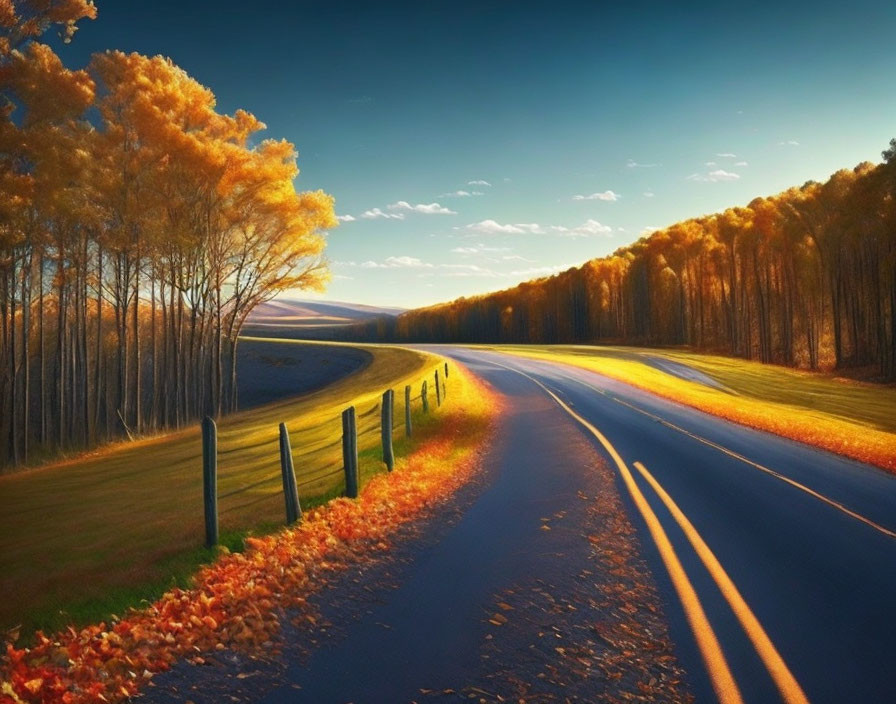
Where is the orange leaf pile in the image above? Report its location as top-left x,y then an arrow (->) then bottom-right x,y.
0,370 -> 498,704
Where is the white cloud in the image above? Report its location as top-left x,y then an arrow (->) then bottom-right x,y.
388,201 -> 457,215
735,161 -> 748,166
387,256 -> 433,268
439,190 -> 483,198
427,262 -> 573,279
343,252 -> 576,283
439,264 -> 501,277
686,169 -> 740,182
468,179 -> 491,186
704,161 -> 717,166
509,264 -> 573,277
361,207 -> 404,220
626,159 -> 660,168
351,257 -> 511,278
572,190 -> 620,202
451,244 -> 510,255
549,219 -> 613,237
641,226 -> 659,234
357,256 -> 434,269
465,219 -> 543,235
465,218 -> 613,238
643,191 -> 655,198
778,140 -> 800,146
716,152 -> 737,158
336,214 -> 356,222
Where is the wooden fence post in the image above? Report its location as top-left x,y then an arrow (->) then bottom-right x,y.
201,416 -> 218,547
278,422 -> 301,524
434,369 -> 441,407
342,407 -> 359,498
381,389 -> 394,471
421,379 -> 429,413
404,385 -> 412,437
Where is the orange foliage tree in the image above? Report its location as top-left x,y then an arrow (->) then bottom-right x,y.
0,2 -> 335,467
350,155 -> 896,381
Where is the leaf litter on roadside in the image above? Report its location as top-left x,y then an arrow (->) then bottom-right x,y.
0,374 -> 499,704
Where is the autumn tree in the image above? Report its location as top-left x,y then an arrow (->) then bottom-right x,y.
0,2 -> 335,468
348,148 -> 896,384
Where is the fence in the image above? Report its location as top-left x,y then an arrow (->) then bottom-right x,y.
200,362 -> 450,546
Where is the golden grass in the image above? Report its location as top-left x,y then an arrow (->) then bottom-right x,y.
0,341 -> 454,635
486,344 -> 896,473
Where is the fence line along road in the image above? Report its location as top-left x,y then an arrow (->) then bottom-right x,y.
201,363 -> 450,546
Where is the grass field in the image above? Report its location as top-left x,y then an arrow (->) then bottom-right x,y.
487,344 -> 896,472
0,340 -> 451,637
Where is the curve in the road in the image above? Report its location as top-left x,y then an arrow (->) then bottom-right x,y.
440,347 -> 896,704
566,372 -> 896,540
488,357 -> 808,704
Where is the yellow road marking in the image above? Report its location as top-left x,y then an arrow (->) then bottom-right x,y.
485,360 -> 744,704
634,461 -> 810,704
554,371 -> 896,540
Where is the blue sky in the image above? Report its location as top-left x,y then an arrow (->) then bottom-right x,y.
58,0 -> 896,307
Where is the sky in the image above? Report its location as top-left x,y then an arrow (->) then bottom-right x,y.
56,0 -> 896,308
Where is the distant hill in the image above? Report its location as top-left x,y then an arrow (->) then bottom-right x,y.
243,299 -> 404,339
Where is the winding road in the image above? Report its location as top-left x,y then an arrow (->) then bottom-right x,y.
150,346 -> 896,703
443,348 -> 896,703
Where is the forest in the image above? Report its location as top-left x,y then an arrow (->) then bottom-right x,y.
348,149 -> 896,381
0,1 -> 336,467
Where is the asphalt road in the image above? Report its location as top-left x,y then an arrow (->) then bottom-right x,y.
195,346 -> 896,704
440,348 -> 896,704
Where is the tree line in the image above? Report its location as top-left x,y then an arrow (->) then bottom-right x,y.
1,1 -> 336,468
347,148 -> 896,380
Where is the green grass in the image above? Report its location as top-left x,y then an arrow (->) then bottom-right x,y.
484,344 -> 896,470
0,341 -> 445,637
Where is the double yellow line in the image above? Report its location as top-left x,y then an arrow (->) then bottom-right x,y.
566,373 -> 896,540
491,360 -> 809,704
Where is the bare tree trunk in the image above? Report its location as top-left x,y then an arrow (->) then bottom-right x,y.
132,237 -> 142,433
55,256 -> 65,448
93,245 -> 103,440
214,281 -> 222,418
22,249 -> 32,462
175,289 -> 185,427
39,252 -> 46,446
150,273 -> 159,427
8,264 -> 19,464
80,244 -> 89,446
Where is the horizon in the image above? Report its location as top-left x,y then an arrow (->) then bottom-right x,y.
51,0 -> 896,308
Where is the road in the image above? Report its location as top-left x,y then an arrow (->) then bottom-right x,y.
440,348 -> 896,703
151,347 -> 896,703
